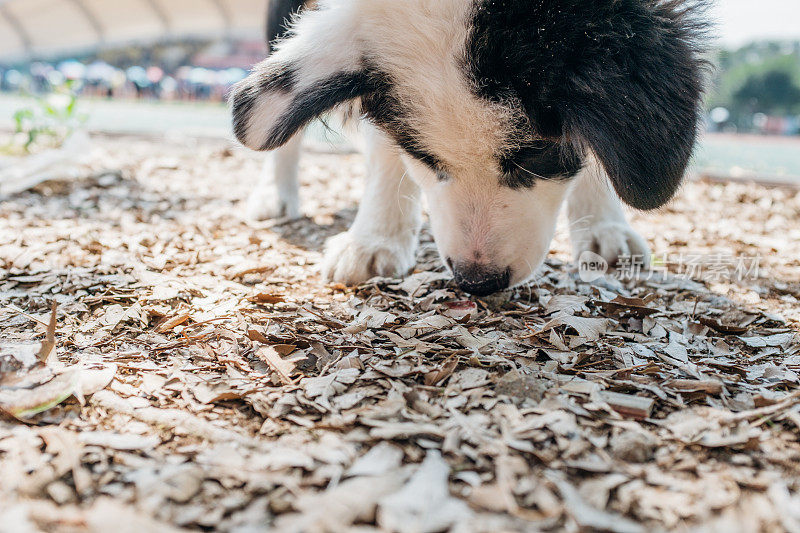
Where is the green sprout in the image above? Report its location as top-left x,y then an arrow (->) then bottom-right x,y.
6,80 -> 88,154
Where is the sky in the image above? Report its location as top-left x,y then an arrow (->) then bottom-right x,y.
713,0 -> 800,46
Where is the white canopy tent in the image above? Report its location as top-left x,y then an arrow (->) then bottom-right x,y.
0,0 -> 266,62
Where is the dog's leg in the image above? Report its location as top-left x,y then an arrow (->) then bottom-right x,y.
246,132 -> 303,220
322,125 -> 422,285
568,157 -> 651,265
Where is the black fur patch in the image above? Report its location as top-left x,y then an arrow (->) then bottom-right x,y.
231,62 -> 297,146
267,0 -> 307,52
500,141 -> 584,188
260,71 -> 372,151
468,0 -> 707,209
360,70 -> 445,171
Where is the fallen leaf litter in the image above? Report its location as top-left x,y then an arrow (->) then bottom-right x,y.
1,135 -> 799,532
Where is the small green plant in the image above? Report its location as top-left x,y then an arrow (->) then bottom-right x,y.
5,81 -> 88,155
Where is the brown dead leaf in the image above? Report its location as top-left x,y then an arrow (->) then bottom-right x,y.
246,328 -> 270,344
545,295 -> 590,316
424,357 -> 458,386
596,391 -> 655,420
193,382 -> 247,404
595,297 -> 659,318
272,344 -> 298,357
533,315 -> 611,344
229,265 -> 276,279
378,451 -> 472,533
665,379 -> 724,395
0,362 -> 115,421
37,301 -> 58,364
255,346 -> 297,385
155,313 -> 190,333
700,317 -> 749,335
0,371 -> 79,420
248,293 -> 286,305
441,301 -> 478,321
612,294 -> 657,307
547,472 -> 645,533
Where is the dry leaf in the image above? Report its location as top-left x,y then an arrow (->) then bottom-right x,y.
424,357 -> 458,386
441,300 -> 478,321
155,313 -> 190,333
79,431 -> 160,451
277,474 -> 408,532
0,371 -> 79,420
248,293 -> 286,305
535,315 -> 611,343
347,443 -> 404,477
596,391 -> 655,420
255,346 -> 296,385
547,472 -> 645,533
37,301 -> 58,364
665,379 -> 724,395
378,451 -> 472,533
545,295 -> 590,316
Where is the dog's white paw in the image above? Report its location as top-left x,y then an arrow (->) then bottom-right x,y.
322,231 -> 417,285
246,187 -> 301,221
572,221 -> 651,267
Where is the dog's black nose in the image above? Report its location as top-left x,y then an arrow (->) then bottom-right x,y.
451,262 -> 511,296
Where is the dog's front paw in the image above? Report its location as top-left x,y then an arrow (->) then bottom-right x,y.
322,231 -> 417,285
572,221 -> 651,267
246,187 -> 301,221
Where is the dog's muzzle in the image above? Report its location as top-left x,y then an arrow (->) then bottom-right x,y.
450,262 -> 511,296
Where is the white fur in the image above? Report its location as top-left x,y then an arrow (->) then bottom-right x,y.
568,156 -> 651,266
239,1 -> 364,150
247,133 -> 303,220
240,1 -> 516,157
321,124 -> 422,284
353,0 -> 518,166
402,155 -> 571,287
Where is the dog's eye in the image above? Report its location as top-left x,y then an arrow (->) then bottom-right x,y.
436,169 -> 451,182
500,142 -> 584,189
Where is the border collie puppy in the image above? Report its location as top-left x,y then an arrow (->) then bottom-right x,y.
232,0 -> 706,296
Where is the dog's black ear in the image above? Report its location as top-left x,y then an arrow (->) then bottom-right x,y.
559,1 -> 708,210
231,5 -> 370,151
472,0 -> 707,210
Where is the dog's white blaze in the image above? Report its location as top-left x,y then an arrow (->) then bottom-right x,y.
355,0 -> 516,168
405,156 -> 571,285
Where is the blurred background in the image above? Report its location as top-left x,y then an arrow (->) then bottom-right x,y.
0,0 -> 798,182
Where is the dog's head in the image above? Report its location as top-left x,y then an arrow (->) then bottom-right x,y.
232,0 -> 706,293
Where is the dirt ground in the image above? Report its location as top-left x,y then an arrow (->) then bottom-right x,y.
1,135 -> 800,532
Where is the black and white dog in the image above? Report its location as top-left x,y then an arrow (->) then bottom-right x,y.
231,0 -> 706,296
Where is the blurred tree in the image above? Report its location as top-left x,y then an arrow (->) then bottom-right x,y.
733,70 -> 800,114
708,41 -> 800,130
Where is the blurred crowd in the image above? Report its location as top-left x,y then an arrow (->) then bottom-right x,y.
0,40 -> 263,102
0,60 -> 248,102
